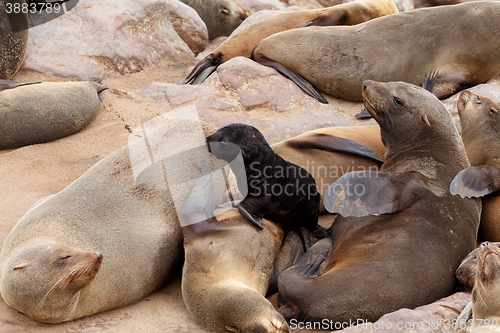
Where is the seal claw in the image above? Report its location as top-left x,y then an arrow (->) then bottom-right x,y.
237,204 -> 264,229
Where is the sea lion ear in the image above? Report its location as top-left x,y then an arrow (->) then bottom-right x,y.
225,326 -> 239,333
422,114 -> 431,127
13,262 -> 30,270
450,165 -> 500,198
324,171 -> 444,217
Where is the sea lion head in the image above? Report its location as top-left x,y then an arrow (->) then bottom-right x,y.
457,90 -> 500,166
362,80 -> 463,163
0,241 -> 103,323
206,123 -> 272,163
472,241 -> 500,318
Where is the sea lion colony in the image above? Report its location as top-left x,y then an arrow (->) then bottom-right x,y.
0,0 -> 499,332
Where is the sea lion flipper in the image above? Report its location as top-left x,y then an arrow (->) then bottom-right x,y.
286,133 -> 384,163
450,164 -> 500,199
0,79 -> 41,91
324,171 -> 441,217
354,108 -> 372,119
182,55 -> 220,85
298,10 -> 346,28
421,69 -> 439,93
251,52 -> 328,104
236,203 -> 264,229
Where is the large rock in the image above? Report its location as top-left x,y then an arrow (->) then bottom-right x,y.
140,57 -> 358,143
22,0 -> 196,79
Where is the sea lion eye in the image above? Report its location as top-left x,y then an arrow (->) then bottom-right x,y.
393,97 -> 403,107
475,97 -> 483,104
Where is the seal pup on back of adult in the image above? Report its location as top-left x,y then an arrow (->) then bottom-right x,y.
180,0 -> 250,40
181,170 -> 289,333
450,90 -> 500,242
205,123 -> 328,237
252,2 -> 500,102
276,80 -> 481,323
455,242 -> 500,333
182,0 -> 398,85
0,80 -> 107,150
0,132 -> 183,323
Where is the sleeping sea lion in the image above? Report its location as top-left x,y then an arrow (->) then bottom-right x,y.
456,242 -> 500,333
450,90 -> 500,242
0,127 -> 184,323
0,0 -> 29,79
252,2 -> 500,102
182,0 -> 398,85
0,81 -> 107,150
179,0 -> 250,40
276,80 -> 481,323
206,123 -> 328,237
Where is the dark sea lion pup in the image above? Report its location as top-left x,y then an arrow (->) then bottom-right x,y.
450,90 -> 500,242
206,123 -> 328,238
276,80 -> 480,323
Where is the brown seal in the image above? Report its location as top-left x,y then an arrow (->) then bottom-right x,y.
456,242 -> 500,333
0,132 -> 184,323
275,80 -> 481,323
0,0 -> 28,79
179,0 -> 250,40
0,81 -> 107,150
450,90 -> 500,242
181,168 -> 288,333
252,2 -> 500,102
182,0 -> 398,85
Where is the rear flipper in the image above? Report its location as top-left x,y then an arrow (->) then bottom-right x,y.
277,237 -> 332,319
0,79 -> 40,91
299,10 -> 346,28
182,54 -> 220,85
450,164 -> 500,199
251,52 -> 328,104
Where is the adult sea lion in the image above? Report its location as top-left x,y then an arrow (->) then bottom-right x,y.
456,242 -> 500,333
0,81 -> 107,150
0,132 -> 183,323
206,123 -> 328,237
252,2 -> 500,102
179,0 -> 250,40
181,170 -> 288,333
182,0 -> 398,85
0,0 -> 29,79
450,90 -> 500,242
276,80 -> 481,323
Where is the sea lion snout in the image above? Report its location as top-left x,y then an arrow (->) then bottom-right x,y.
362,80 -> 372,90
95,252 -> 103,264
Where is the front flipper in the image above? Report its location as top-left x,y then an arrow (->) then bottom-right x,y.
181,54 -> 220,85
450,164 -> 500,198
324,170 -> 445,217
0,79 -> 40,91
298,10 -> 346,28
251,53 -> 328,104
286,133 -> 384,163
422,69 -> 439,94
237,202 -> 264,229
355,108 -> 372,119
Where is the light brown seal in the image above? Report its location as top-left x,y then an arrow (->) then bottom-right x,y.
181,168 -> 288,333
252,2 -> 500,102
182,0 -> 398,85
456,242 -> 500,333
0,0 -> 28,79
179,0 -> 250,40
276,80 -> 481,323
456,241 -> 500,288
450,90 -> 500,242
0,81 -> 107,150
0,134 -> 183,323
